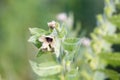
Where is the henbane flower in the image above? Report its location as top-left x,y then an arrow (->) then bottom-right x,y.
47,21 -> 56,29
38,35 -> 55,52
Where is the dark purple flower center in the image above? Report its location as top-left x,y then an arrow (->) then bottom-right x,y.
45,37 -> 53,43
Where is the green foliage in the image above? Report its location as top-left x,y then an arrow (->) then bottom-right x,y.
109,14 -> 120,29
103,34 -> 120,44
28,35 -> 42,48
99,69 -> 120,80
63,38 -> 79,51
29,28 -> 48,36
58,26 -> 67,38
29,61 -> 62,77
99,52 -> 120,66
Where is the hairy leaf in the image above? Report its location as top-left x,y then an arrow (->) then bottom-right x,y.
109,15 -> 120,29
99,52 -> 120,66
63,38 -> 80,51
98,69 -> 120,80
29,61 -> 62,77
28,35 -> 41,48
58,26 -> 67,38
103,34 -> 120,44
65,69 -> 79,80
29,28 -> 48,36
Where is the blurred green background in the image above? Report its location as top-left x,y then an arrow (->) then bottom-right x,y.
0,0 -> 104,80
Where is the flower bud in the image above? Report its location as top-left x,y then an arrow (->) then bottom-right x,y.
48,21 -> 56,29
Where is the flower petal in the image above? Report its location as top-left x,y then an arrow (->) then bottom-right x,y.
39,35 -> 46,42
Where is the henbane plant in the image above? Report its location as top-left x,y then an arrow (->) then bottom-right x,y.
28,0 -> 120,80
28,19 -> 81,80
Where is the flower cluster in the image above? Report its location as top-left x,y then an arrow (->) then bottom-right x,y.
38,21 -> 57,52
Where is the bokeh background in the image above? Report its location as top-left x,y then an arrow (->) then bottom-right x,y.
0,0 -> 104,80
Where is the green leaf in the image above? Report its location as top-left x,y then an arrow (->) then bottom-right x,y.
29,61 -> 62,77
109,15 -> 120,29
98,69 -> 120,80
37,50 -> 44,57
63,38 -> 80,51
65,69 -> 79,80
99,52 -> 120,66
35,52 -> 56,63
36,73 -> 60,80
103,34 -> 120,44
29,28 -> 48,36
37,77 -> 59,80
28,35 -> 41,48
58,26 -> 67,38
37,50 -> 53,58
93,71 -> 106,80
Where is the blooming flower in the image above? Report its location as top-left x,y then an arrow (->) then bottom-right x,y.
47,21 -> 56,29
38,35 -> 55,52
